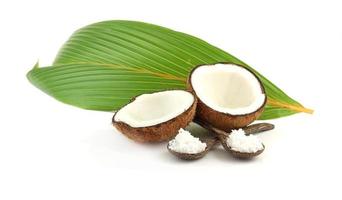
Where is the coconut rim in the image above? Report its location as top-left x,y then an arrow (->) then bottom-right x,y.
112,89 -> 197,129
188,62 -> 267,117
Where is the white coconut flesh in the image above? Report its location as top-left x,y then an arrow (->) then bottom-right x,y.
114,90 -> 194,128
191,63 -> 265,115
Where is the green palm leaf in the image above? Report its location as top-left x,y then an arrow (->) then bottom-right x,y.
27,20 -> 313,119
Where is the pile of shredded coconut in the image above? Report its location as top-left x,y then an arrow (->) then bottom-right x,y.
226,129 -> 263,153
168,128 -> 207,154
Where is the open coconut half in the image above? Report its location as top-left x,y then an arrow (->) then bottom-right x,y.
188,63 -> 266,131
113,90 -> 197,142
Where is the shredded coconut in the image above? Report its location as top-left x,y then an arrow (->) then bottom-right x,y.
226,129 -> 263,153
168,128 -> 207,154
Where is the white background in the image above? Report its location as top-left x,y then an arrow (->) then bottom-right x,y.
1,0 -> 341,199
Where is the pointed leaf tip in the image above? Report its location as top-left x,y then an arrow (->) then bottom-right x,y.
26,61 -> 39,83
33,60 -> 39,69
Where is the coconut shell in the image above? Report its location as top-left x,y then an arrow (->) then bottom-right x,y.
187,62 -> 267,131
221,140 -> 265,159
194,118 -> 268,159
243,123 -> 275,135
167,137 -> 217,160
113,92 -> 197,143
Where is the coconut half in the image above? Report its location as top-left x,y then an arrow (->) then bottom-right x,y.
113,90 -> 197,142
188,63 -> 266,131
